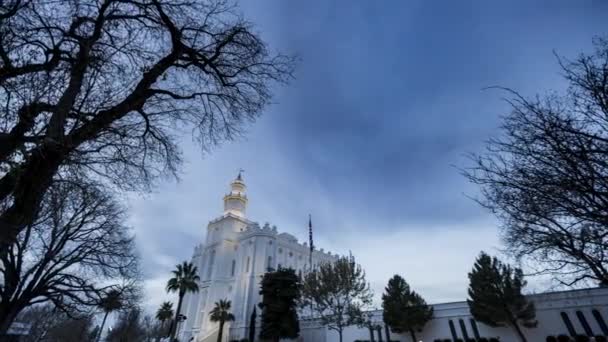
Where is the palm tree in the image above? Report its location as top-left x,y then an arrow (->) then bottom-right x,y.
166,261 -> 200,341
209,299 -> 235,342
95,289 -> 122,342
156,301 -> 174,337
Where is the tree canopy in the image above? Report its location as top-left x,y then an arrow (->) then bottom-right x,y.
166,261 -> 199,340
382,274 -> 433,342
301,254 -> 372,342
0,180 -> 138,334
467,252 -> 537,342
258,267 -> 301,341
209,299 -> 235,342
0,0 -> 294,255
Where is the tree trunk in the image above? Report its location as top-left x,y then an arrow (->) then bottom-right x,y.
0,305 -> 20,336
384,324 -> 390,342
512,322 -> 528,342
368,326 -> 375,342
217,320 -> 224,342
170,292 -> 184,341
337,329 -> 343,342
95,311 -> 110,342
409,329 -> 416,342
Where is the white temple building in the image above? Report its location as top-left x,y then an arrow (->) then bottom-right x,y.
176,173 -> 336,342
177,174 -> 608,342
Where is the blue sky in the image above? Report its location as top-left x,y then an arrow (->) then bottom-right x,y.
128,1 -> 608,310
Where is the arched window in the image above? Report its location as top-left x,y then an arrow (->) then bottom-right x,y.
560,312 -> 577,336
231,259 -> 236,277
207,250 -> 215,279
458,319 -> 470,340
592,309 -> 608,335
267,256 -> 273,270
246,256 -> 250,273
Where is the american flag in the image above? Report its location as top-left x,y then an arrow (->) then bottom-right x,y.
308,214 -> 314,268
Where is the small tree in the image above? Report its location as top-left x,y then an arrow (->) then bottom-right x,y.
95,289 -> 123,342
467,252 -> 537,342
209,299 -> 235,342
382,275 -> 433,342
166,261 -> 200,340
259,268 -> 301,341
301,254 -> 372,342
156,301 -> 174,337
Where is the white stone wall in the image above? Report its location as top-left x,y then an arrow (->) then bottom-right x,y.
299,287 -> 608,342
177,215 -> 337,342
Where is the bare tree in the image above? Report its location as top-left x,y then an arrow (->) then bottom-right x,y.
0,0 -> 295,249
464,37 -> 608,286
0,180 -> 139,334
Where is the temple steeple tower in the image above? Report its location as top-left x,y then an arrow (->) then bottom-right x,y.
223,170 -> 247,217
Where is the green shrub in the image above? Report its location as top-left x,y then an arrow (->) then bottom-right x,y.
596,336 -> 607,342
574,335 -> 589,342
557,335 -> 571,342
489,338 -> 499,342
478,338 -> 489,342
546,336 -> 557,342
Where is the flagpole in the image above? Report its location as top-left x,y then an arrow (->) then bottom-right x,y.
308,214 -> 314,319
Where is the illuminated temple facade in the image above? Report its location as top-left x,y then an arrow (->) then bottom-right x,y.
176,174 -> 336,342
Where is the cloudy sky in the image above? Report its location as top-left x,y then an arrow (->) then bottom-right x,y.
128,0 -> 608,311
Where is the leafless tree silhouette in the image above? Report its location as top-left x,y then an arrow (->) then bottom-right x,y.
0,0 -> 295,250
0,180 -> 139,334
464,38 -> 608,287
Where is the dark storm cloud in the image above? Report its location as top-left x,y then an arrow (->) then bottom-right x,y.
239,0 -> 608,226
132,0 -> 608,308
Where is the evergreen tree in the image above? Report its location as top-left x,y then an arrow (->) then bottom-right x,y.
467,252 -> 537,342
382,275 -> 433,342
259,268 -> 301,342
249,307 -> 257,342
301,254 -> 372,342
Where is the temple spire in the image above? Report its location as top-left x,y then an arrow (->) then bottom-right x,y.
223,171 -> 247,217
